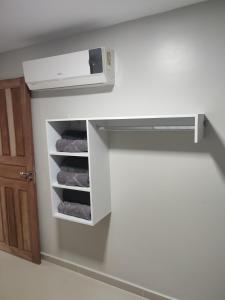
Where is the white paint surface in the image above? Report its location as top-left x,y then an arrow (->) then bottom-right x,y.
0,1 -> 225,300
0,251 -> 146,300
0,0 -> 205,53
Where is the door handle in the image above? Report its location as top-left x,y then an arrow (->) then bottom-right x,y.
19,171 -> 33,182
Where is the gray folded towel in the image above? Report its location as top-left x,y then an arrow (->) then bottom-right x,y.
57,158 -> 89,187
57,170 -> 89,187
56,130 -> 87,153
58,201 -> 91,220
56,139 -> 88,152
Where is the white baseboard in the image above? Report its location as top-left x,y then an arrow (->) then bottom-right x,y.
41,252 -> 178,300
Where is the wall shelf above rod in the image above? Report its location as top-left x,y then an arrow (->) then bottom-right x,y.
91,114 -> 205,143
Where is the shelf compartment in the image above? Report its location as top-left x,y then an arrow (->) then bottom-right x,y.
48,155 -> 90,189
52,187 -> 93,225
46,119 -> 88,153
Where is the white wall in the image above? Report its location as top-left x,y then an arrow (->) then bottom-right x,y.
0,1 -> 225,299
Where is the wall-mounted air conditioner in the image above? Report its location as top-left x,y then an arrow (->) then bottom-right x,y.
22,48 -> 114,90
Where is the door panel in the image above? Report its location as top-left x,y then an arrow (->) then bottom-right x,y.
0,194 -> 5,242
0,164 -> 26,181
11,87 -> 25,156
0,89 -> 10,156
19,189 -> 32,252
0,181 -> 32,252
5,186 -> 18,247
0,78 -> 40,263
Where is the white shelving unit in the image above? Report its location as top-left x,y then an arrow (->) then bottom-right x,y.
46,119 -> 111,226
46,114 -> 205,226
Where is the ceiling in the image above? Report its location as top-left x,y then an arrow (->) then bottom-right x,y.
0,0 -> 206,54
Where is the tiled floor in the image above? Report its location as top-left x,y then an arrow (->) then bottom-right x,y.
0,251 -> 147,300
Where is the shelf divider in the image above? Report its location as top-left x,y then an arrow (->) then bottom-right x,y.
49,151 -> 88,157
52,182 -> 90,193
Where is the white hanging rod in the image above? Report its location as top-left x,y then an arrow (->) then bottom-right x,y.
98,125 -> 195,132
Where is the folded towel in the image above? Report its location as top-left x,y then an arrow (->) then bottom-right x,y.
56,130 -> 88,153
58,201 -> 91,220
56,139 -> 88,152
57,158 -> 89,187
63,189 -> 90,205
57,170 -> 89,187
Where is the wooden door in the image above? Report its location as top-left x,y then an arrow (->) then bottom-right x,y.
0,78 -> 40,263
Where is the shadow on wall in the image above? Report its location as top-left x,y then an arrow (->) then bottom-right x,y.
55,120 -> 225,261
57,214 -> 111,262
32,85 -> 114,98
109,119 -> 225,180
